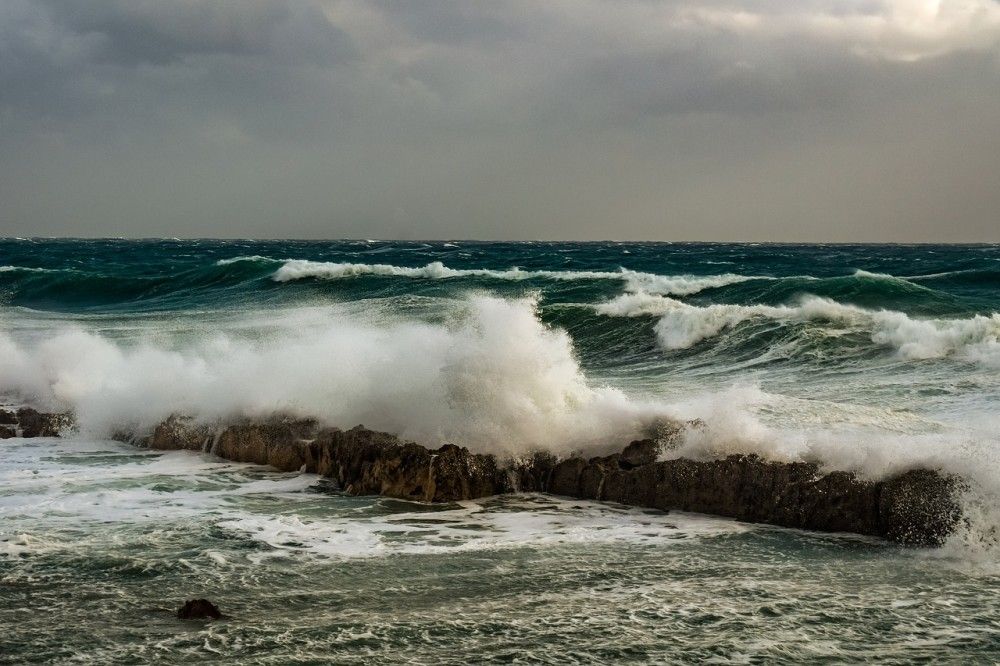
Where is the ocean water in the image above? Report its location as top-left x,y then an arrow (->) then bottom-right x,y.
1,239 -> 999,662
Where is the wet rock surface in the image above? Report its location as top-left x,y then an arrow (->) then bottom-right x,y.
118,417 -> 963,547
0,407 -> 72,438
177,599 -> 222,620
2,409 -> 958,546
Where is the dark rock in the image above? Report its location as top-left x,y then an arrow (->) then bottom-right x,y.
578,458 -> 609,500
0,409 -> 16,425
879,469 -> 963,546
127,416 -> 963,546
620,439 -> 659,469
548,457 -> 587,497
511,451 -> 557,492
546,451 -> 960,546
0,425 -> 15,439
177,599 -> 222,620
215,419 -> 318,470
304,426 -> 513,502
15,408 -> 65,437
144,415 -> 214,451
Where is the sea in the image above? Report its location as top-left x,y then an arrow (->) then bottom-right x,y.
1,239 -> 998,663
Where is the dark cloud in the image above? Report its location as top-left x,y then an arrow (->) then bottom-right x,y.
37,0 -> 355,65
0,0 -> 998,240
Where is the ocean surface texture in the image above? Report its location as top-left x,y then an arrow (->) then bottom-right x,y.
1,239 -> 999,663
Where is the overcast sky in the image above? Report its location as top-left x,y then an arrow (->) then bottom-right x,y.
1,0 -> 998,241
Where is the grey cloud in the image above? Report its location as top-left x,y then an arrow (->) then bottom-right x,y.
37,0 -> 355,66
0,0 -> 998,241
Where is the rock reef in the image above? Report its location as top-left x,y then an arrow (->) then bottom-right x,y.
118,414 -> 961,547
0,408 -> 962,546
177,599 -> 222,620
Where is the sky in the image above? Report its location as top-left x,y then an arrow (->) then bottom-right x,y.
1,0 -> 998,241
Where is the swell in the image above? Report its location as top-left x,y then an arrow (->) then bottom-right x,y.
231,256 -> 760,296
0,260 -> 277,311
4,254 -> 996,313
591,291 -> 1000,365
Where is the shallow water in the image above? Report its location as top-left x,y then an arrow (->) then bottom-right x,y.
1,437 -> 998,664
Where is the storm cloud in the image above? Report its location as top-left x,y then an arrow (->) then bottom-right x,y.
1,0 -> 998,240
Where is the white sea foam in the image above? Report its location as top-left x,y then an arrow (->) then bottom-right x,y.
619,269 -> 758,295
217,498 -> 746,561
0,433 -> 747,561
272,258 -> 620,283
596,292 -> 1000,363
0,265 -> 59,273
0,296 -> 667,455
215,255 -> 275,266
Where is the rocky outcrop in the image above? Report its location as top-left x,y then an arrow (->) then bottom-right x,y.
0,407 -> 72,438
118,416 -> 962,547
177,599 -> 222,620
3,408 -> 959,546
547,445 -> 961,546
126,416 -> 542,502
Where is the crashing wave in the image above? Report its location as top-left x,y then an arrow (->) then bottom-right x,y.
0,296 -> 666,454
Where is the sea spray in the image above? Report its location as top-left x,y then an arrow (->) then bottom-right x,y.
0,296 -> 667,454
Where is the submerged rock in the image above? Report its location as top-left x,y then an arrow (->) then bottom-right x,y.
177,599 -> 222,620
124,419 -> 961,546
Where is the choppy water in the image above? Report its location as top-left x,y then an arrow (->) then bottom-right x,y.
3,436 -> 999,664
2,239 -> 1000,662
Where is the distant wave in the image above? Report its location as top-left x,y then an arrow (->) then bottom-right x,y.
618,269 -> 757,295
0,260 -> 273,309
272,259 -> 618,282
219,256 -> 759,296
0,265 -> 63,274
596,291 -> 1000,364
215,255 -> 276,266
3,252 -> 992,311
222,256 -> 978,298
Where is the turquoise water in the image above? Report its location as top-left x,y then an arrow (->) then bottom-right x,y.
2,240 -> 1000,662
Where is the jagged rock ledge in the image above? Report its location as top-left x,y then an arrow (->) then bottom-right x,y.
0,407 -> 71,439
0,408 -> 960,546
109,415 -> 962,547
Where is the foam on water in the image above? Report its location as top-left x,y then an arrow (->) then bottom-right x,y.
0,436 -> 743,562
218,498 -> 748,561
1,436 -> 998,662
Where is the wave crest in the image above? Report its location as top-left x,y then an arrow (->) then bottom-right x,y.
0,296 -> 665,454
597,291 -> 1000,363
216,256 -> 759,296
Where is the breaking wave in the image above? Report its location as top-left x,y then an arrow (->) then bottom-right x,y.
596,291 -> 1000,363
220,256 -> 758,296
0,296 -> 667,454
